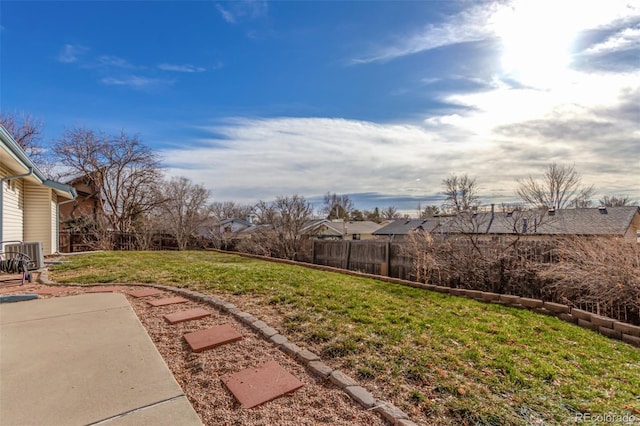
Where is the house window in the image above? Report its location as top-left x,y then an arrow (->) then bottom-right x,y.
352,234 -> 361,240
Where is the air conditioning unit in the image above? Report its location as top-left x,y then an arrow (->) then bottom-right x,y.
4,242 -> 44,270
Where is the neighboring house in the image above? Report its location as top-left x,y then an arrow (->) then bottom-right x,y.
59,171 -> 103,225
1,125 -> 76,255
439,206 -> 640,242
342,220 -> 384,240
373,218 -> 444,241
300,219 -> 383,240
299,219 -> 343,240
217,218 -> 253,234
375,207 -> 640,243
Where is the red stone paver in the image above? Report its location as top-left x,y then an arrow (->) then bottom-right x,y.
221,360 -> 304,408
183,324 -> 243,353
85,286 -> 125,293
127,289 -> 163,298
148,297 -> 189,307
163,308 -> 210,324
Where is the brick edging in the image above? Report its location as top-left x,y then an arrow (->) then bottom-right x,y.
37,271 -> 418,426
206,249 -> 640,349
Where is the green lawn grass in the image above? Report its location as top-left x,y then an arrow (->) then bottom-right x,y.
50,251 -> 640,425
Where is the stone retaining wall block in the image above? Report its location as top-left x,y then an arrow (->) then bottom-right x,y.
598,326 -> 622,340
557,313 -> 577,324
499,294 -> 521,305
481,292 -> 500,301
577,319 -> 598,331
543,302 -> 570,314
622,334 -> 640,347
569,308 -> 593,321
520,298 -> 544,309
613,322 -> 640,337
590,315 -> 615,328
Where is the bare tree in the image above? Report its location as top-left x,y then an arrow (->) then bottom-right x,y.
253,195 -> 313,259
381,206 -> 401,220
210,201 -> 253,221
442,174 -> 480,213
0,111 -> 43,153
54,127 -> 164,235
322,192 -> 354,220
516,163 -> 594,210
156,177 -> 212,250
599,195 -> 633,207
0,111 -> 56,175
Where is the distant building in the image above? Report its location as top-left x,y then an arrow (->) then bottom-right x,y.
300,219 -> 383,240
374,207 -> 640,243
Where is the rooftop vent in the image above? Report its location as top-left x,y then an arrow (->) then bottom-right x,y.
598,206 -> 608,214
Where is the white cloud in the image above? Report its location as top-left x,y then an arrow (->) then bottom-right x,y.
97,55 -> 138,69
351,3 -> 495,64
100,75 -> 174,89
351,0 -> 640,66
158,63 -> 206,73
216,4 -> 236,23
215,1 -> 268,25
159,62 -> 639,210
585,27 -> 640,55
57,44 -> 89,63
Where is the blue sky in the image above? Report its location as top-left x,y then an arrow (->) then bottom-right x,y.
2,0 -> 639,214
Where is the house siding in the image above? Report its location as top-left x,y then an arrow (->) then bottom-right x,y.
24,181 -> 54,254
1,163 -> 25,244
51,192 -> 59,252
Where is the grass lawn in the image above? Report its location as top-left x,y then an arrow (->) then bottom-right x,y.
50,251 -> 640,425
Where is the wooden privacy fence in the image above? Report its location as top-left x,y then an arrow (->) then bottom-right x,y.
311,240 -> 414,280
310,239 -> 557,281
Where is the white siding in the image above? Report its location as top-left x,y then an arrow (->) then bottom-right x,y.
51,192 -> 58,253
1,163 -> 25,245
24,181 -> 54,255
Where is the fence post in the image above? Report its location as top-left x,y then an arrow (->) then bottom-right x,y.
344,240 -> 352,270
380,241 -> 390,276
311,240 -> 316,265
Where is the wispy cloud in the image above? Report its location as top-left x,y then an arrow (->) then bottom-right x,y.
57,44 -> 89,63
351,0 -> 640,66
159,66 -> 640,210
216,4 -> 236,23
215,1 -> 268,24
97,55 -> 139,69
100,75 -> 174,89
585,27 -> 640,55
158,63 -> 206,73
350,3 -> 497,65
